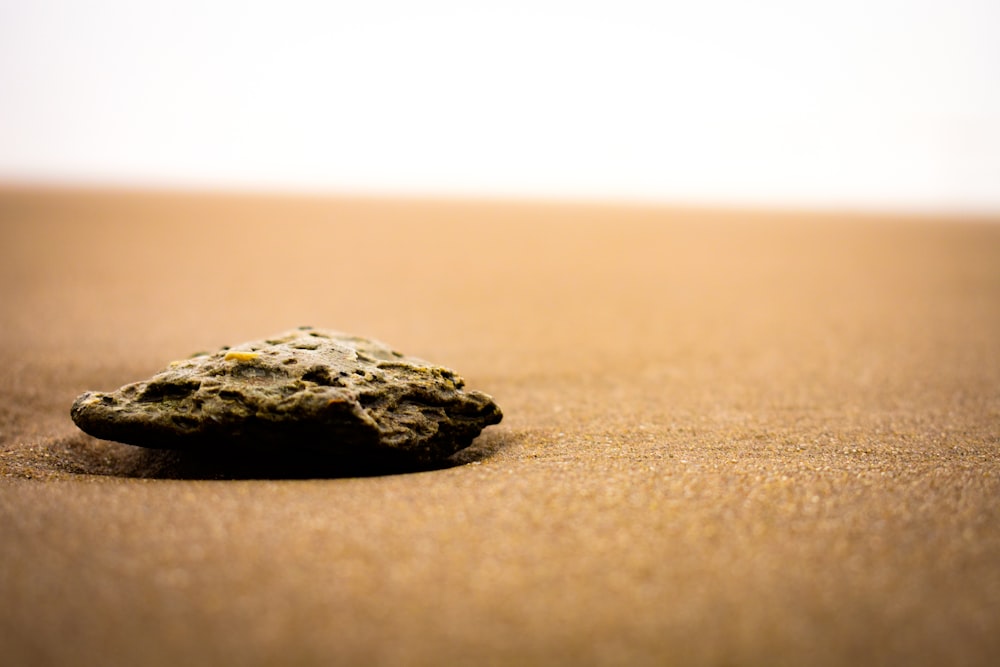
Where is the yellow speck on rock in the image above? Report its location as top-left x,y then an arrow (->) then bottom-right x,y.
224,351 -> 260,362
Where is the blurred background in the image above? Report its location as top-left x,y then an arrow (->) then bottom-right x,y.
1,0 -> 998,214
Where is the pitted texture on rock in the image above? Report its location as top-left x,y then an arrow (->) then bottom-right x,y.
70,328 -> 503,463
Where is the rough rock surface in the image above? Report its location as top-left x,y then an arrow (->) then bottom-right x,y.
71,327 -> 503,464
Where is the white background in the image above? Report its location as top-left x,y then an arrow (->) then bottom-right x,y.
2,1 -> 998,213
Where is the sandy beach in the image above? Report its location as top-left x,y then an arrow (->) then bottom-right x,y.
1,187 -> 998,666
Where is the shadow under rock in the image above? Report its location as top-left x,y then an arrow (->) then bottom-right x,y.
51,430 -> 509,480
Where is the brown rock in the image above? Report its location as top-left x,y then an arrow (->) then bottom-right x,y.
71,327 -> 502,464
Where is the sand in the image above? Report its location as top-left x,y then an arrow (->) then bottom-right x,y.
1,187 -> 998,666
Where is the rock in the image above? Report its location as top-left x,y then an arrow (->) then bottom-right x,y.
70,327 -> 502,464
